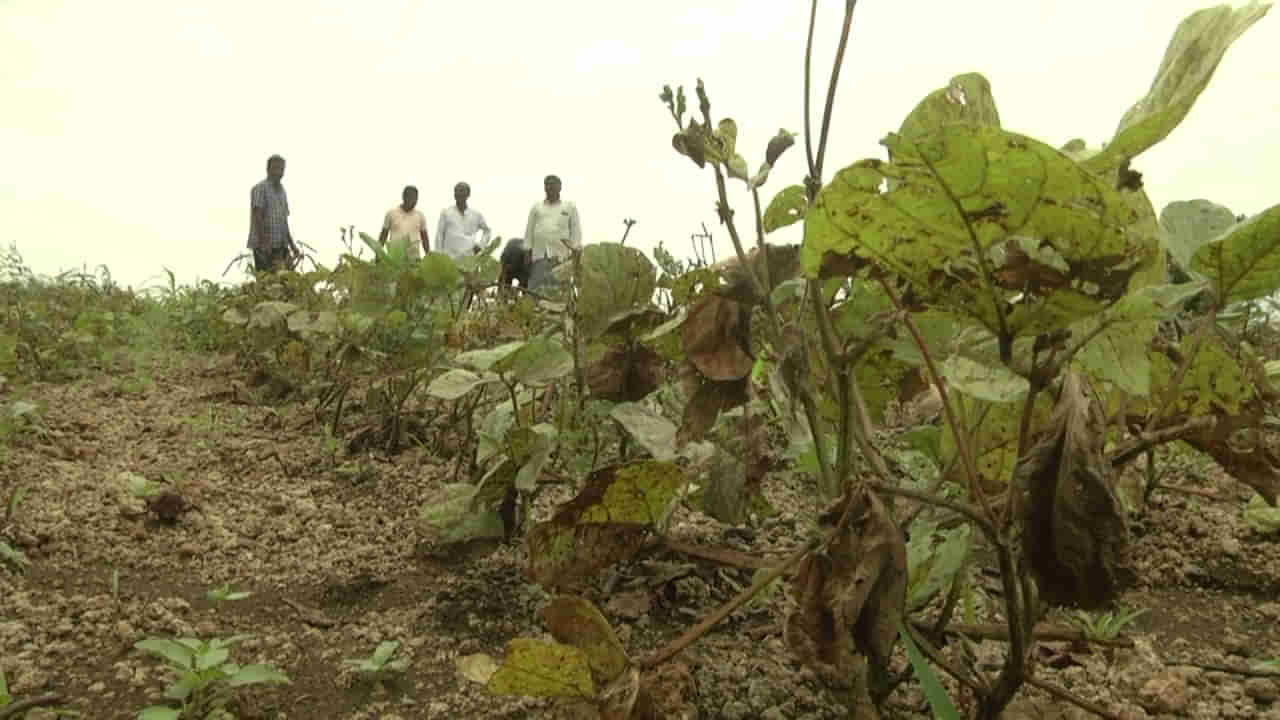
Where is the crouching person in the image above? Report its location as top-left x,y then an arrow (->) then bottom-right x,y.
499,237 -> 532,297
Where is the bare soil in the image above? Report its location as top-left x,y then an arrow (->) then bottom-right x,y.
2,353 -> 1279,719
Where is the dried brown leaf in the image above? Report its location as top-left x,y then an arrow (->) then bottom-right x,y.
1019,371 -> 1131,609
682,295 -> 753,381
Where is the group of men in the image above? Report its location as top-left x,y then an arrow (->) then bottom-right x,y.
245,154 -> 583,290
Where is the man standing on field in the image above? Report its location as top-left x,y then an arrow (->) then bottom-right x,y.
247,154 -> 301,272
435,182 -> 492,259
523,174 -> 582,289
378,185 -> 429,260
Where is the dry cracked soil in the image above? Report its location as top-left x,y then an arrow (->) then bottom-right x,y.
2,352 -> 1279,720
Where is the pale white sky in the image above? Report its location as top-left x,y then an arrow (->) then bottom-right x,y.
2,1 -> 1277,290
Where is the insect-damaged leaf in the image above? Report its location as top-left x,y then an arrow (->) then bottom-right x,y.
785,490 -> 906,696
905,523 -> 971,612
1190,204 -> 1280,306
1085,1 -> 1269,174
525,461 -> 686,589
495,337 -> 574,387
764,185 -> 808,233
487,638 -> 595,699
421,483 -> 508,545
897,72 -> 1002,144
540,595 -> 630,686
804,124 -> 1157,338
1018,371 -> 1130,609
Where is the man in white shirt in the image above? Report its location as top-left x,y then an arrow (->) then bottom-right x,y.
435,182 -> 492,259
378,185 -> 429,260
523,175 -> 582,289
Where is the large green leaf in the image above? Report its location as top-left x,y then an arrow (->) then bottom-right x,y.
1161,199 -> 1238,271
426,369 -> 499,400
225,664 -> 291,687
1190,204 -> 1280,305
1149,328 -> 1255,415
578,243 -> 658,340
421,483 -> 507,544
134,637 -> 195,669
416,252 -> 464,297
507,424 -> 557,491
940,355 -> 1028,403
1086,2 -> 1269,174
495,337 -> 574,386
1071,281 -> 1208,396
487,638 -> 594,699
247,301 -> 299,330
610,402 -> 678,461
806,125 -> 1155,338
455,341 -> 526,372
906,523 -> 971,612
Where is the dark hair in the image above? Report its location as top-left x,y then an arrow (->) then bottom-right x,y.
266,154 -> 285,168
455,181 -> 470,192
403,185 -> 418,196
544,174 -> 560,184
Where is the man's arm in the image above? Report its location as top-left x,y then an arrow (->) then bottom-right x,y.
420,213 -> 430,255
524,206 -> 538,256
476,212 -> 492,252
568,204 -> 583,252
249,185 -> 265,248
378,209 -> 392,246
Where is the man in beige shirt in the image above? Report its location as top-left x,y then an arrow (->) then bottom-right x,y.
378,185 -> 429,260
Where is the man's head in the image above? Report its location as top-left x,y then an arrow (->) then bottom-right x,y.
543,175 -> 561,203
454,182 -> 470,209
266,155 -> 286,183
402,185 -> 419,211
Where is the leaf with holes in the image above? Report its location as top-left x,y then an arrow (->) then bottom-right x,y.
764,185 -> 808,233
805,125 -> 1156,338
578,243 -> 658,340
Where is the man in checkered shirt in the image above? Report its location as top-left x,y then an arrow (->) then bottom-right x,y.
247,154 -> 301,272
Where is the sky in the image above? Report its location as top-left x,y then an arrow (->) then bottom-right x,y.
2,1 -> 1278,291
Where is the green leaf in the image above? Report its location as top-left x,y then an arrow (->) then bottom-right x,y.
578,243 -> 658,340
1149,329 -> 1254,415
496,337 -> 574,387
225,663 -> 291,687
940,355 -> 1028,403
135,637 -> 196,669
610,402 -> 678,461
806,124 -> 1155,337
248,301 -> 299,330
1190,204 -> 1280,305
897,620 -> 962,720
1087,2 -> 1269,173
372,640 -> 400,666
417,252 -> 464,297
1160,199 -> 1238,271
486,638 -> 595,699
195,645 -> 229,671
1071,281 -> 1208,396
221,307 -> 248,326
477,403 -> 516,467
763,185 -> 807,233
897,72 -> 1002,143
455,341 -> 526,372
508,424 -> 558,491
1244,493 -> 1280,533
358,231 -> 389,261
426,368 -> 498,400
422,483 -> 508,544
286,310 -> 338,336
906,524 -> 971,611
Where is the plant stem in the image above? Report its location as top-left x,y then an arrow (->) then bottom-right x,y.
814,0 -> 859,181
639,537 -> 817,669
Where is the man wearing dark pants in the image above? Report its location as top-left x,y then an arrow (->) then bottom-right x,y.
247,155 -> 300,272
522,174 -> 582,290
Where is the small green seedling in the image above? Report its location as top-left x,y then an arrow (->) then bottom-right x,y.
1253,658 -> 1280,672
125,472 -> 163,500
0,541 -> 28,572
1066,606 -> 1148,642
206,580 -> 253,603
134,634 -> 290,720
343,640 -> 409,678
